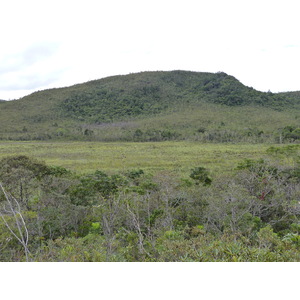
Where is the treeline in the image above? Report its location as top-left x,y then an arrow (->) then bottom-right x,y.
0,148 -> 300,261
3,124 -> 300,144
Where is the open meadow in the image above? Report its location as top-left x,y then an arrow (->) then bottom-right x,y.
0,141 -> 275,175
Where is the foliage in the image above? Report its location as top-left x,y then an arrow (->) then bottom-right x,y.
0,70 -> 300,142
190,167 -> 212,186
0,152 -> 299,262
2,64 -> 300,260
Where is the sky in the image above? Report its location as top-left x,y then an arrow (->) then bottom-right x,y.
0,0 -> 300,100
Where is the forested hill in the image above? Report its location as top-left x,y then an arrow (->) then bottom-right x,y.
2,71 -> 296,121
57,71 -> 292,122
1,70 -> 300,142
278,90 -> 300,103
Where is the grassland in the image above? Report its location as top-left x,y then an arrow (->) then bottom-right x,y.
0,140 -> 277,175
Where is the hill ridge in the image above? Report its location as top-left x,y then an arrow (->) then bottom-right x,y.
0,70 -> 300,142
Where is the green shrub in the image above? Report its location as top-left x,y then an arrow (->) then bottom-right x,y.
190,167 -> 212,186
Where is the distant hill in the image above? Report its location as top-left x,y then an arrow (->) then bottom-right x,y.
0,70 -> 300,142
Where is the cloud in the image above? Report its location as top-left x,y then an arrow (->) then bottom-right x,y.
0,69 -> 65,91
0,42 -> 65,94
22,44 -> 60,67
0,42 -> 59,73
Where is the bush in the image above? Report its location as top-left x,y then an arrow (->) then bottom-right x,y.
190,167 -> 212,186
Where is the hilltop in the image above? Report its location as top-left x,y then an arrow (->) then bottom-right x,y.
0,70 -> 300,142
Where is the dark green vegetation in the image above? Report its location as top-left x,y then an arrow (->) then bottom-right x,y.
1,70 -> 300,261
1,70 -> 300,143
1,145 -> 300,262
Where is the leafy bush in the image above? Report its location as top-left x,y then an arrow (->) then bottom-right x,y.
190,167 -> 212,186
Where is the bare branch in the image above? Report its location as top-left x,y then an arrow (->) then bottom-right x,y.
0,182 -> 30,261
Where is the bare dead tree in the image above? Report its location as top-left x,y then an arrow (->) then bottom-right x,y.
0,182 -> 30,261
98,193 -> 124,261
126,202 -> 150,257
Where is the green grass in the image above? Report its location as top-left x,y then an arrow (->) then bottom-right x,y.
0,141 -> 275,176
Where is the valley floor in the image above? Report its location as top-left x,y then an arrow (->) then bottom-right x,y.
0,141 -> 275,175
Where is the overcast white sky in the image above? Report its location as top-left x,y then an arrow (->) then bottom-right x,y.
0,0 -> 299,100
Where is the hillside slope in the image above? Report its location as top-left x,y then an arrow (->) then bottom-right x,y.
0,70 -> 300,142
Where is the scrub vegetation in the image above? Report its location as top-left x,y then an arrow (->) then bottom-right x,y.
1,71 -> 300,143
0,70 -> 300,261
0,143 -> 300,262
